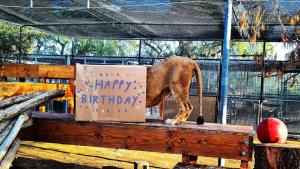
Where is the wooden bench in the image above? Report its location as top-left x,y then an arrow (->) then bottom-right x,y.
19,112 -> 254,168
0,63 -> 254,168
0,64 -> 75,113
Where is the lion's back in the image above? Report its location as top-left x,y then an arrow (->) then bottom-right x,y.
149,56 -> 195,84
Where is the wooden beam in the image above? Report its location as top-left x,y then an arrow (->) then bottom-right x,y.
19,112 -> 254,161
0,64 -> 75,79
0,82 -> 74,101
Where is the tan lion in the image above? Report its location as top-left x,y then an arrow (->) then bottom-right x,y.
146,56 -> 204,125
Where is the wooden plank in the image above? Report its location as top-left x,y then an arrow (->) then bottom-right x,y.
0,64 -> 75,79
0,64 -> 39,78
0,82 -> 74,101
19,112 -> 254,161
39,65 -> 75,79
39,78 -> 46,112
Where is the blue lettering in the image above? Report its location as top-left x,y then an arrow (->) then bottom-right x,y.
119,80 -> 124,89
124,81 -> 132,92
112,80 -> 119,89
100,95 -> 106,104
92,96 -> 98,104
124,97 -> 131,105
131,96 -> 139,107
95,80 -> 104,90
81,94 -> 87,103
117,96 -> 122,105
104,81 -> 111,89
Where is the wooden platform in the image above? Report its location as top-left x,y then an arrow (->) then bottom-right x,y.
19,112 -> 254,165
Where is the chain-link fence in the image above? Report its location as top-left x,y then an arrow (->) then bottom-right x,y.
1,53 -> 300,135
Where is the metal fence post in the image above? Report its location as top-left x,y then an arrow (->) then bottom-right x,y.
138,40 -> 142,65
18,26 -> 24,64
218,0 -> 233,166
258,42 -> 266,125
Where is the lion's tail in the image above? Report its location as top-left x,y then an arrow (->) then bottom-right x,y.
193,61 -> 204,124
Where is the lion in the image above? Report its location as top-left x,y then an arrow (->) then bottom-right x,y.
146,56 -> 204,125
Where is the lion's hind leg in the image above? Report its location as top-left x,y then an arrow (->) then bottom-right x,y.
165,86 -> 192,125
182,101 -> 193,122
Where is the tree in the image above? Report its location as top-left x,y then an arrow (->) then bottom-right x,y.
0,22 -> 37,55
75,39 -> 139,56
142,40 -> 222,59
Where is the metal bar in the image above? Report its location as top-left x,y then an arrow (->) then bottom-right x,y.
216,41 -> 223,123
18,26 -> 24,63
138,40 -> 142,65
258,41 -> 266,125
29,0 -> 33,8
219,0 -> 233,124
86,0 -> 90,8
218,0 -> 233,166
22,22 -> 224,27
20,21 -> 298,27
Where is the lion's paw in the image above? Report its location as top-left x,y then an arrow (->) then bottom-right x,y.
165,119 -> 177,125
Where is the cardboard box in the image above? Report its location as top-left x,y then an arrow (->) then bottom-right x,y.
75,64 -> 146,122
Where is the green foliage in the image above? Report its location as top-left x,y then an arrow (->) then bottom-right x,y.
142,40 -> 222,58
230,41 -> 276,59
230,41 -> 264,56
0,21 -> 54,55
0,22 -> 35,54
75,39 -> 139,56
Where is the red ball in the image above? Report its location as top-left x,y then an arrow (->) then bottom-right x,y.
257,118 -> 288,144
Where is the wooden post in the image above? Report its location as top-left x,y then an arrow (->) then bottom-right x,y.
39,78 -> 46,112
134,161 -> 149,169
182,154 -> 198,165
0,65 -> 6,82
68,79 -> 75,114
254,143 -> 300,169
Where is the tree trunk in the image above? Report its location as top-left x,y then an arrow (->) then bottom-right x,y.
0,92 -> 44,109
0,121 -> 15,145
254,143 -> 300,169
0,114 -> 29,161
0,120 -> 12,133
0,89 -> 65,122
0,139 -> 20,169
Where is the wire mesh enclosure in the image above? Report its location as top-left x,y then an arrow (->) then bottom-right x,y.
0,0 -> 299,40
0,0 -> 300,137
1,41 -> 300,135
